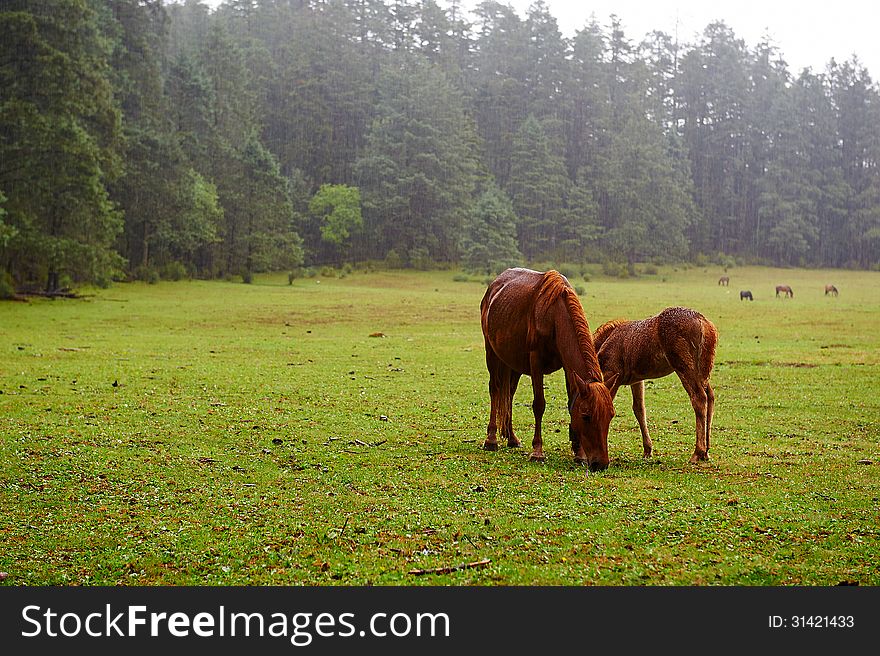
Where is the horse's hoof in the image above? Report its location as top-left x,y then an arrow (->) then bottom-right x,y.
507,440 -> 522,448
482,441 -> 499,452
688,453 -> 709,464
529,453 -> 545,462
573,457 -> 588,467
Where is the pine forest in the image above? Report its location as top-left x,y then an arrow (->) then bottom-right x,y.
1,0 -> 879,293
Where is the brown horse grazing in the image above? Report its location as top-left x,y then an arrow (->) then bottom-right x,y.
740,290 -> 753,301
593,307 -> 717,464
480,268 -> 615,471
718,276 -> 729,286
825,284 -> 839,297
775,285 -> 793,298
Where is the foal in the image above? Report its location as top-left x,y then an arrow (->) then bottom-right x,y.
593,307 -> 717,464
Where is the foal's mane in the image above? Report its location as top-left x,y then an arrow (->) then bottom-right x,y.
534,271 -> 603,381
593,318 -> 629,351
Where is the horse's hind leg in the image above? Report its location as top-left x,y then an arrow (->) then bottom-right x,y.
484,346 -> 521,451
483,348 -> 507,451
502,372 -> 522,447
483,370 -> 500,451
630,381 -> 653,458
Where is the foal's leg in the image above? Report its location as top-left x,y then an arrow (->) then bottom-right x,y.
677,372 -> 709,463
630,381 -> 653,458
705,381 -> 715,453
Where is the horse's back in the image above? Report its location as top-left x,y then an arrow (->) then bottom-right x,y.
481,268 -> 544,324
481,268 -> 548,370
483,268 -> 544,300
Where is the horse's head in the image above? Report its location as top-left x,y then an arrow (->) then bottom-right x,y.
569,374 -> 615,472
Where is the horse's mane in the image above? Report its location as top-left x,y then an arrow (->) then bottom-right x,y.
593,319 -> 629,351
534,271 -> 603,381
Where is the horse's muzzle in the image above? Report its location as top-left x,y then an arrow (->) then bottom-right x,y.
576,456 -> 609,472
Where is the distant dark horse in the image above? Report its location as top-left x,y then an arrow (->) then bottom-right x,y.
824,284 -> 839,297
775,285 -> 793,298
718,276 -> 729,286
481,268 -> 615,471
593,307 -> 717,464
740,290 -> 753,301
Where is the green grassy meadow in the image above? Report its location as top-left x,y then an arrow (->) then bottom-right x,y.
1,265 -> 878,585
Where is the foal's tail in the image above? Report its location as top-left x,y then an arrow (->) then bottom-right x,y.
699,318 -> 718,382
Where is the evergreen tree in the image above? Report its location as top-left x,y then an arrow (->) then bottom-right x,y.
107,0 -> 222,278
830,58 -> 880,268
506,114 -> 570,259
469,1 -> 529,187
753,60 -> 820,266
460,182 -> 522,274
564,20 -> 610,183
0,0 -> 124,289
678,21 -> 751,257
194,21 -> 302,278
254,1 -> 375,187
593,21 -> 696,265
559,168 -> 603,262
595,111 -> 695,264
354,55 -> 482,265
523,0 -> 567,124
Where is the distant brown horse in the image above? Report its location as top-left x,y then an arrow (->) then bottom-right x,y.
824,284 -> 839,297
718,276 -> 729,286
740,290 -> 753,301
593,307 -> 717,464
481,268 -> 615,471
775,285 -> 793,298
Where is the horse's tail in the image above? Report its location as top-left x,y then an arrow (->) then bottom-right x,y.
496,366 -> 513,435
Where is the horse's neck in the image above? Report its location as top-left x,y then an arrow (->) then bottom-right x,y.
554,300 -> 602,384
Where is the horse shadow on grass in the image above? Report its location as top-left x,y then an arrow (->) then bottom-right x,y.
466,435 -> 719,475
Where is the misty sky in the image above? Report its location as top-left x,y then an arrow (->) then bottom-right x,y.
503,0 -> 879,76
192,0 -> 879,78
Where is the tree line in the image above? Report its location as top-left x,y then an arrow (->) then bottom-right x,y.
2,0 -> 879,293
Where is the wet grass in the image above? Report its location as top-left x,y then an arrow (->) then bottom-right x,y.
1,265 -> 878,585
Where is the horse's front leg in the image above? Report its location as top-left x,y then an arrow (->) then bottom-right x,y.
566,373 -> 586,462
630,381 -> 653,458
528,363 -> 546,462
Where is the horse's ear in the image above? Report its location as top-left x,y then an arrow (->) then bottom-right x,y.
573,372 -> 590,396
